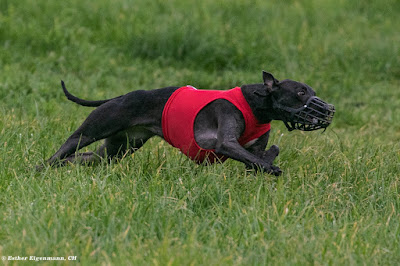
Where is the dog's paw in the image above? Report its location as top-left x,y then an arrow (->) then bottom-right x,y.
269,145 -> 280,155
248,162 -> 282,176
35,163 -> 46,172
269,165 -> 282,176
261,145 -> 280,163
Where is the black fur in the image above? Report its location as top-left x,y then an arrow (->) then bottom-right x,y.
40,71 -> 334,176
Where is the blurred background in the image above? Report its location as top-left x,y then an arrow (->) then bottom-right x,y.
0,0 -> 398,138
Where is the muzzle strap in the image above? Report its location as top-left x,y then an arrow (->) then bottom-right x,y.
272,96 -> 335,131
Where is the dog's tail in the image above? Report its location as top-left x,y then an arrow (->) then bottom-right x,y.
61,80 -> 120,107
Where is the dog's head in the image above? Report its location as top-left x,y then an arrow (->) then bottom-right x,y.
252,71 -> 335,131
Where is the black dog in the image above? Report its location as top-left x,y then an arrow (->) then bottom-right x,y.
43,71 -> 335,175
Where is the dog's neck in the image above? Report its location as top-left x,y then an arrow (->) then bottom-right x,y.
241,84 -> 277,124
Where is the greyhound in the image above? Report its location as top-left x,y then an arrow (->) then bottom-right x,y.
42,71 -> 335,176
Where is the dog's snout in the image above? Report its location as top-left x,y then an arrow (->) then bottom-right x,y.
280,96 -> 335,131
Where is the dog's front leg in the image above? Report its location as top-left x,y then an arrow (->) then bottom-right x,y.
246,131 -> 280,164
245,131 -> 281,175
196,100 -> 281,176
215,138 -> 281,176
214,124 -> 281,176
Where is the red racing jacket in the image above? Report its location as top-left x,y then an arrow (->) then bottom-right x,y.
162,86 -> 271,164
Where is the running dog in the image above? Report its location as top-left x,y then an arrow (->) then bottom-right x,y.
42,71 -> 335,175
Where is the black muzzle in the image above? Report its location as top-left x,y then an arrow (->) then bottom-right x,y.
273,96 -> 335,131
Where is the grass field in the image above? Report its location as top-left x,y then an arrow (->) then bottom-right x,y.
0,0 -> 399,264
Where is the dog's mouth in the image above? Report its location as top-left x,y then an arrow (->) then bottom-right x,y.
273,96 -> 335,132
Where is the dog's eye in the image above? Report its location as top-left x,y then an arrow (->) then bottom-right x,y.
298,91 -> 306,96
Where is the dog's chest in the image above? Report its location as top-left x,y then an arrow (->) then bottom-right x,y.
243,138 -> 258,148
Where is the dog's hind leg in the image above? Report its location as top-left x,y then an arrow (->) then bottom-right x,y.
61,127 -> 153,166
47,133 -> 99,166
95,128 -> 153,161
45,88 -> 168,168
46,101 -> 135,166
62,152 -> 100,165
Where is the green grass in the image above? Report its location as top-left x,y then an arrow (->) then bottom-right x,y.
1,0 -> 399,264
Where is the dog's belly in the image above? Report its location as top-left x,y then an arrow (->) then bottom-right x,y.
127,126 -> 154,139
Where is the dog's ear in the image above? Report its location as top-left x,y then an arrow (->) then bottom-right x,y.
262,71 -> 279,92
